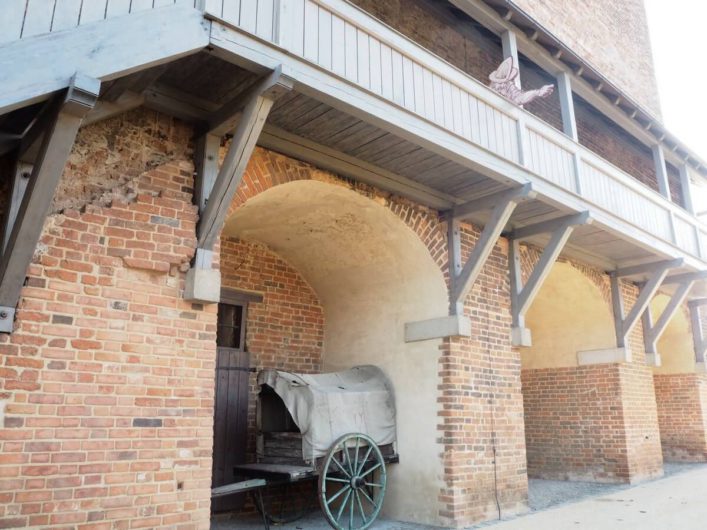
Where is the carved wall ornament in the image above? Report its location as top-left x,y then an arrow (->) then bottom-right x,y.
489,57 -> 554,107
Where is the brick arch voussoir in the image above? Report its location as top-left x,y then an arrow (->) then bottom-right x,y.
227,148 -> 448,276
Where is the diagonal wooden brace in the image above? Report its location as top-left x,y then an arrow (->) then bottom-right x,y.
194,65 -> 294,254
0,74 -> 99,333
509,211 -> 592,346
689,299 -> 707,369
610,258 -> 683,350
448,183 -> 535,315
642,279 -> 695,365
185,66 -> 293,303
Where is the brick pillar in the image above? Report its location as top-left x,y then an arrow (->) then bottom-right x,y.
437,230 -> 528,528
654,373 -> 707,461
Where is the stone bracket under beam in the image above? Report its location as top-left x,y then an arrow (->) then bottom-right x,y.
404,314 -> 472,343
610,258 -> 683,350
509,211 -> 592,347
577,347 -> 632,366
447,183 -> 536,315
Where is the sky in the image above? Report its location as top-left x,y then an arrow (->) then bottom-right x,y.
645,0 -> 707,156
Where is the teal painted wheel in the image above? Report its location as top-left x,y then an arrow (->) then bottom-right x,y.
318,433 -> 387,530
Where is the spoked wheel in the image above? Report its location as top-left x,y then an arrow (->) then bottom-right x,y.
318,433 -> 387,530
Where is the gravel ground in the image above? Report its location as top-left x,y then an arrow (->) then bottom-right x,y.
211,463 -> 707,530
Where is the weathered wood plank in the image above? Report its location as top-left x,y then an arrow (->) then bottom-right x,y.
0,5 -> 208,116
23,0 -> 56,38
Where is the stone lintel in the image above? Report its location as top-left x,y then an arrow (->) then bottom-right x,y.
404,314 -> 472,342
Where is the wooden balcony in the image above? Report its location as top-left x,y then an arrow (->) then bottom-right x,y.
2,0 -> 706,273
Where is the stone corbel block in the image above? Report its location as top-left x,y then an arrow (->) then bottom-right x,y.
577,347 -> 631,366
645,353 -> 662,367
183,267 -> 221,304
511,326 -> 532,347
404,315 -> 472,343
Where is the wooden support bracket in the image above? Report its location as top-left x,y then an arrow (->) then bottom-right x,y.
0,74 -> 99,333
509,211 -> 592,346
689,299 -> 707,368
194,66 -> 294,255
610,258 -> 683,349
447,183 -> 535,315
642,280 -> 695,365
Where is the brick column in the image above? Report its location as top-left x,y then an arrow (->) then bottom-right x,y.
654,373 -> 707,461
437,229 -> 528,527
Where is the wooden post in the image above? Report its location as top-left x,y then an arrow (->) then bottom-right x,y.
557,72 -> 578,141
501,30 -> 521,89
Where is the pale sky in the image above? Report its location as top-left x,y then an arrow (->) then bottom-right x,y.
645,0 -> 706,156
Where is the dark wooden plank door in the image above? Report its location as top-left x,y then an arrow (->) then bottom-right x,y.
212,303 -> 250,512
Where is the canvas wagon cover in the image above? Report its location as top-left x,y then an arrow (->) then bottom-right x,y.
258,365 -> 396,461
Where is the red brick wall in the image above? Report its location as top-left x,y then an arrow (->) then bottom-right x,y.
654,374 -> 707,462
522,363 -> 662,483
437,229 -> 528,527
0,110 -> 216,529
219,237 -> 324,456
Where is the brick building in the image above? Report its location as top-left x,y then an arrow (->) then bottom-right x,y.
1,1 -> 707,529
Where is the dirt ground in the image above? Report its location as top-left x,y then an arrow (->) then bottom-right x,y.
211,463 -> 707,530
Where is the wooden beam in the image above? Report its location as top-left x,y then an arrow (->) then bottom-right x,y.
82,91 -> 145,127
557,72 -> 578,141
0,4 -> 208,116
206,66 -> 293,136
501,30 -> 521,89
450,188 -> 526,313
662,270 -> 707,285
196,68 -> 293,251
0,74 -> 99,332
610,258 -> 680,348
613,258 -> 684,279
259,126 -> 458,210
450,182 -> 535,220
679,164 -> 696,215
512,211 -> 591,240
510,212 -> 591,344
689,302 -> 707,363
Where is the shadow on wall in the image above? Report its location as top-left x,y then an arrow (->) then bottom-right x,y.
522,261 -> 615,369
221,180 -> 449,526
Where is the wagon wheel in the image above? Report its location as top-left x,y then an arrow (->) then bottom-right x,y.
318,433 -> 387,530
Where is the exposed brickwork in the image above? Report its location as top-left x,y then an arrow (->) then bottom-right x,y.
223,148 -> 528,527
512,0 -> 662,117
349,0 -> 679,205
219,237 -> 324,453
0,110 -> 216,529
522,363 -> 662,483
654,374 -> 707,462
437,230 -> 528,527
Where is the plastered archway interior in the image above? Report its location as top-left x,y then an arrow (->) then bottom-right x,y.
522,262 -> 615,369
222,180 -> 448,525
651,295 -> 695,374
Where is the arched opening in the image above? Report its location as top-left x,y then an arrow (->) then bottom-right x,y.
651,295 -> 695,374
218,179 -> 449,524
520,261 -> 646,482
522,261 -> 615,369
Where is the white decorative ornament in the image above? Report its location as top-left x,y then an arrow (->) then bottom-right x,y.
489,57 -> 554,107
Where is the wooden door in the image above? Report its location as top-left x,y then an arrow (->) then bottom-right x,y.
212,302 -> 249,512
